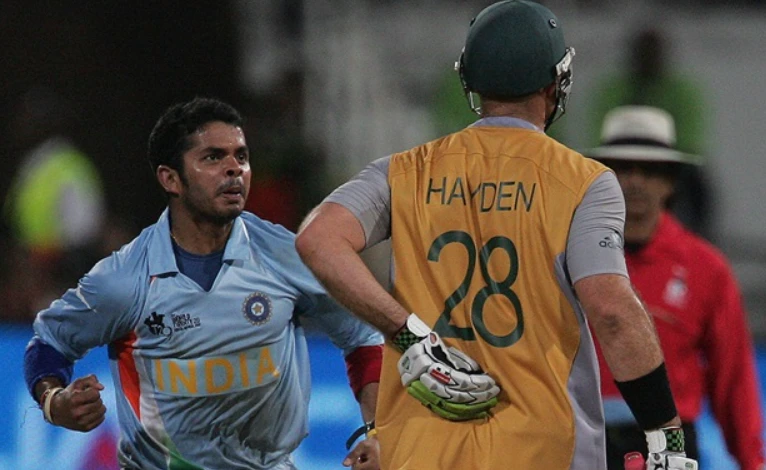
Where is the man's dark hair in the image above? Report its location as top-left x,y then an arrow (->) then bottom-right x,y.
147,97 -> 243,175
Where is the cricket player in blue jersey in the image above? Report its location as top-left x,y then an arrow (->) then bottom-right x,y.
23,97 -> 384,470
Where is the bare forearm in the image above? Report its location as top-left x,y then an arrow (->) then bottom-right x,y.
593,300 -> 663,381
299,234 -> 407,337
296,203 -> 409,337
578,274 -> 683,429
357,382 -> 378,423
577,275 -> 663,381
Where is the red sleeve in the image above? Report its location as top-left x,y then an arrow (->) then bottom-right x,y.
704,261 -> 765,469
345,345 -> 382,399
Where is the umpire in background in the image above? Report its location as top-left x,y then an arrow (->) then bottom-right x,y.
584,105 -> 765,469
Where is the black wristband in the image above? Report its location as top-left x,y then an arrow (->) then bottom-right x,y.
614,363 -> 677,430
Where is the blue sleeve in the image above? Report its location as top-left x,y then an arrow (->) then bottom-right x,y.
23,337 -> 74,400
249,216 -> 384,356
32,253 -> 141,362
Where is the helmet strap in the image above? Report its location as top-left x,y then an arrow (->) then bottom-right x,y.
545,83 -> 566,131
455,52 -> 482,116
545,47 -> 575,131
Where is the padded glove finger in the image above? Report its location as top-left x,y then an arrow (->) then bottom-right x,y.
398,342 -> 433,386
407,380 -> 497,421
420,368 -> 500,403
646,453 -> 698,470
445,346 -> 482,372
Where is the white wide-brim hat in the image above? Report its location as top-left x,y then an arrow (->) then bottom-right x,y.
581,105 -> 701,165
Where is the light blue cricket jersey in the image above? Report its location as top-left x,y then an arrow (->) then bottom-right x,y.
32,209 -> 383,470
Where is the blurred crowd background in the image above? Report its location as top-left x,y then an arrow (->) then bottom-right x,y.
1,0 -> 765,330
0,0 -> 765,468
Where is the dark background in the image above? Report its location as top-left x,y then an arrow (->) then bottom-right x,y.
0,1 -> 243,229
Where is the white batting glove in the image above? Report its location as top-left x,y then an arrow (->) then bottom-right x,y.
645,427 -> 698,470
395,314 -> 500,420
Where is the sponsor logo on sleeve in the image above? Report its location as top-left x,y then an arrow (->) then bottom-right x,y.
599,231 -> 623,250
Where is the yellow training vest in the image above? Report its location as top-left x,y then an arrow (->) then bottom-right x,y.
379,126 -> 607,469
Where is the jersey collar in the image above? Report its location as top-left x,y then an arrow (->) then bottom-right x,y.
470,116 -> 542,132
147,208 -> 251,276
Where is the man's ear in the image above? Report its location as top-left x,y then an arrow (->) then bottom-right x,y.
157,165 -> 182,196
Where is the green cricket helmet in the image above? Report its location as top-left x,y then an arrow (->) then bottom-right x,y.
456,0 -> 575,129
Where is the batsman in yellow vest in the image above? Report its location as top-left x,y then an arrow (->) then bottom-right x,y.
297,2 -> 698,469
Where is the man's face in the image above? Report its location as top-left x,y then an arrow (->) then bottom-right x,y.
176,121 -> 251,224
601,159 -> 675,221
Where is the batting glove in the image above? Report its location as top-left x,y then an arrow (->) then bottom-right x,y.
394,314 -> 500,421
645,427 -> 698,470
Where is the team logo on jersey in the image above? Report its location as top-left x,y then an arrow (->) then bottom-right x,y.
243,292 -> 273,326
144,312 -> 173,338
